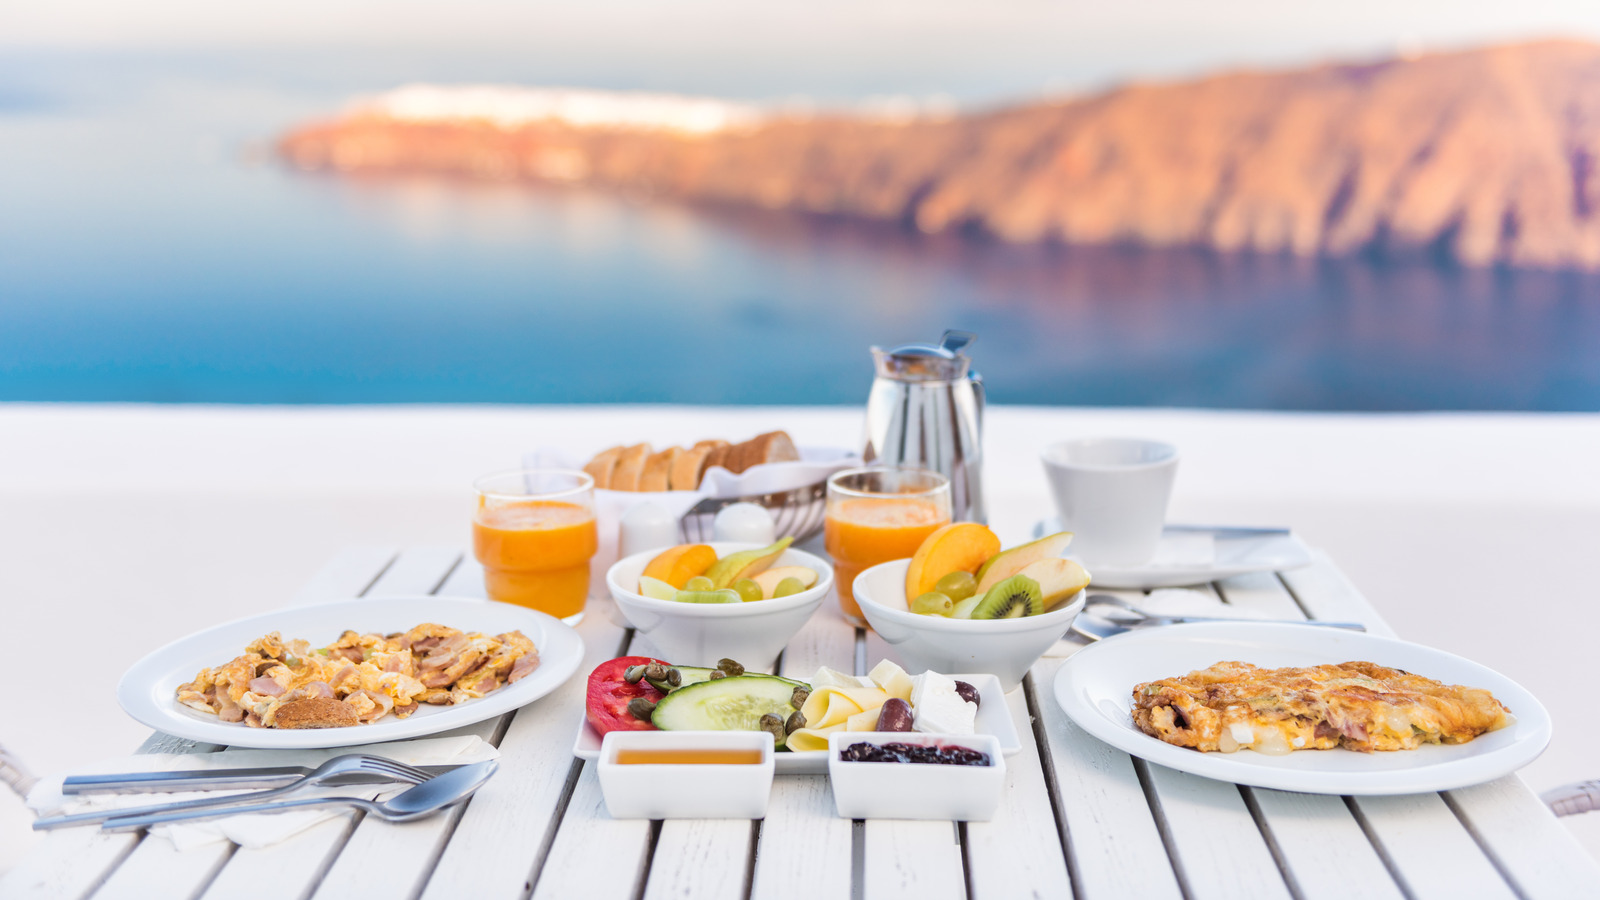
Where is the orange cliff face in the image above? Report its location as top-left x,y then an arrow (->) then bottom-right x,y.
277,40 -> 1600,270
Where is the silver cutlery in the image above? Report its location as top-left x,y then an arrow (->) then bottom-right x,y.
63,762 -> 460,795
1066,594 -> 1368,642
100,759 -> 498,832
37,755 -> 435,830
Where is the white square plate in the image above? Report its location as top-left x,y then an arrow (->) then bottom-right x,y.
573,672 -> 1021,775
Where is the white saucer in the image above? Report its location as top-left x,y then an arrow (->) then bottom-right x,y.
1031,519 -> 1313,588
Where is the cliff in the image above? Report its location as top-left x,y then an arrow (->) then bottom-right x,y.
280,40 -> 1600,268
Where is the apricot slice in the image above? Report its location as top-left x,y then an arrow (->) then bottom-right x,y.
640,544 -> 718,589
904,523 -> 1002,600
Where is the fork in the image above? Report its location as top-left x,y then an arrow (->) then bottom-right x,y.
34,754 -> 433,830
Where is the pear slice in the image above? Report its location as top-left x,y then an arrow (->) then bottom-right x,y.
974,531 -> 1074,594
752,565 -> 818,598
704,537 -> 794,589
1015,558 -> 1091,610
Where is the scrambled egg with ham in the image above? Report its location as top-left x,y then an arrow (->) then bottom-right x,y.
177,624 -> 539,729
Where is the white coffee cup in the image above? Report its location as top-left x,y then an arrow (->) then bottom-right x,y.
1040,438 -> 1179,566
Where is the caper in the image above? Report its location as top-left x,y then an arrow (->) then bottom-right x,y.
666,667 -> 682,687
709,670 -> 726,680
623,665 -> 646,684
627,697 -> 656,720
716,658 -> 745,676
759,713 -> 786,743
643,662 -> 668,682
791,686 -> 810,708
785,710 -> 806,734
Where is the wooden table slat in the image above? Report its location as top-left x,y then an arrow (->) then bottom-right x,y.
1349,792 -> 1517,900
289,545 -> 400,606
16,545 -> 1592,900
527,767 -> 653,900
859,624 -> 972,900
1245,788 -> 1405,900
1031,656 -> 1184,900
420,605 -> 630,900
199,815 -> 358,900
643,819 -> 756,900
1138,764 -> 1291,900
748,601 -> 856,900
89,828 -> 234,900
962,684 -> 1073,900
0,826 -> 141,900
1445,775 -> 1600,898
863,820 -> 966,900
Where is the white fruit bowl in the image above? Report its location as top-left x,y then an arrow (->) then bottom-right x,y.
606,542 -> 833,669
853,558 -> 1086,691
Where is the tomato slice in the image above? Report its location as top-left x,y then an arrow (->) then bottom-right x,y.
586,656 -> 669,735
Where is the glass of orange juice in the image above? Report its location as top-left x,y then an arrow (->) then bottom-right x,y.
824,466 -> 951,627
473,469 -> 598,624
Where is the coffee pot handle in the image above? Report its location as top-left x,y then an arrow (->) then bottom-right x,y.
969,369 -> 985,429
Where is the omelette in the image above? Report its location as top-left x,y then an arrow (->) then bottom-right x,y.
1132,660 -> 1509,754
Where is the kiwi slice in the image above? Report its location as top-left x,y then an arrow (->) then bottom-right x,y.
970,574 -> 1044,619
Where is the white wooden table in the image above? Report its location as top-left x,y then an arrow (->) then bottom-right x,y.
8,544 -> 1598,900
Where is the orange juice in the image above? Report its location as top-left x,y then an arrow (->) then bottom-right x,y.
825,497 -> 949,623
473,500 -> 598,620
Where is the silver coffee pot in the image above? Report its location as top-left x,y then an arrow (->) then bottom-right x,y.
863,330 -> 986,523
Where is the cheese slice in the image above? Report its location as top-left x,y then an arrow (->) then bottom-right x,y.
785,723 -> 844,753
809,667 -> 870,690
846,707 -> 884,731
801,689 -> 865,729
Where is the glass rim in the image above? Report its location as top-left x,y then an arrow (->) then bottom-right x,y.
474,468 -> 595,503
826,464 -> 950,500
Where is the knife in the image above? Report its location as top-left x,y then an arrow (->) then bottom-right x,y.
62,764 -> 461,795
1069,615 -> 1366,642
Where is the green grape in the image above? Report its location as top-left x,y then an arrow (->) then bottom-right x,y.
684,575 -> 714,591
911,591 -> 954,616
934,571 -> 978,602
732,578 -> 765,603
673,589 -> 742,604
772,577 -> 806,598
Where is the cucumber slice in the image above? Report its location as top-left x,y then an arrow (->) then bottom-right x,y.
650,675 -> 801,748
645,666 -> 719,693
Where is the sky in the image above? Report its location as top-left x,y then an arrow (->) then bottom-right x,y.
6,1 -> 1600,103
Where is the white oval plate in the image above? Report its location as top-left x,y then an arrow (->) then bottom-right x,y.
572,673 -> 1022,775
1052,622 -> 1551,795
119,596 -> 584,749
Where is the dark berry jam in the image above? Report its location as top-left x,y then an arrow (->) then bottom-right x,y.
839,741 -> 991,766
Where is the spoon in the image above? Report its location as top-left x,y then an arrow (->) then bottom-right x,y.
1084,594 -> 1366,630
36,754 -> 435,830
100,759 -> 498,833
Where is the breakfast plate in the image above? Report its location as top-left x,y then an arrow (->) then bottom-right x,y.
119,596 -> 584,749
1031,518 -> 1313,588
1052,622 -> 1550,795
572,672 -> 1022,775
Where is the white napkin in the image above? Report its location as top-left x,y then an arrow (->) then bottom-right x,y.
524,445 -> 858,596
28,735 -> 498,851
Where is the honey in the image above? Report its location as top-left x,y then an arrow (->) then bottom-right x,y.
613,748 -> 765,765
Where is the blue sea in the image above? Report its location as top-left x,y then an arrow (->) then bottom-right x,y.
3,50 -> 1599,410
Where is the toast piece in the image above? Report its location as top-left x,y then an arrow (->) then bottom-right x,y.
608,443 -> 651,492
725,431 -> 800,474
703,443 -> 732,474
583,446 -> 624,490
669,445 -> 712,491
639,446 -> 681,491
274,698 -> 359,729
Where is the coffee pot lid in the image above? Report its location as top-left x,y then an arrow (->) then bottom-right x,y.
872,330 -> 975,381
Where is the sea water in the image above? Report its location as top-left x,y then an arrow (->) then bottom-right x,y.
3,51 -> 1598,410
